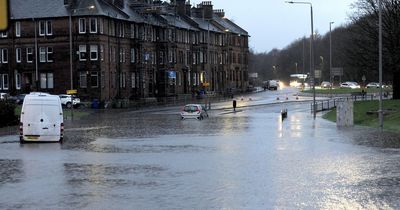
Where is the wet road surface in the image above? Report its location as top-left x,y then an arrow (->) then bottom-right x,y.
1,89 -> 400,209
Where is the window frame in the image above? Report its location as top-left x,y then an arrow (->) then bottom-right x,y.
79,45 -> 87,61
131,72 -> 136,88
16,48 -> 22,63
39,21 -> 46,36
79,18 -> 86,34
39,47 -> 46,63
27,47 -> 33,63
90,45 -> 98,61
90,71 -> 99,88
15,22 -> 21,37
1,48 -> 8,63
46,21 -> 52,35
16,73 -> 21,90
47,47 -> 53,62
130,48 -> 135,63
79,72 -> 87,88
90,18 -> 97,34
2,74 -> 9,90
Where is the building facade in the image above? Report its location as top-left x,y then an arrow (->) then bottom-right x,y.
0,0 -> 249,101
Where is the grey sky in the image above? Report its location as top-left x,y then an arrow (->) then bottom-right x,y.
191,0 -> 356,53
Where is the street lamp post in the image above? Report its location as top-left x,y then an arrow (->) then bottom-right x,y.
286,1 -> 315,118
320,56 -> 323,84
329,21 -> 334,98
378,0 -> 383,130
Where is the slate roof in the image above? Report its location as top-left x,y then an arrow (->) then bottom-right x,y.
161,14 -> 198,31
191,17 -> 222,33
9,0 -> 248,36
10,0 -> 69,19
212,15 -> 248,36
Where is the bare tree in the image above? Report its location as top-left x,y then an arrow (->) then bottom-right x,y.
351,0 -> 400,99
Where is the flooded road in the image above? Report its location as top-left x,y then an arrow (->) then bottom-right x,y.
1,90 -> 400,209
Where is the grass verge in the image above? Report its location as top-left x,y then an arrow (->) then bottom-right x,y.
323,100 -> 400,133
303,88 -> 391,94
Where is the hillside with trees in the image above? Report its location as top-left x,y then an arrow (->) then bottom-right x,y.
249,0 -> 399,99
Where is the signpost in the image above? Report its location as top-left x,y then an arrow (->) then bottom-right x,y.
314,70 -> 321,78
66,89 -> 77,119
332,67 -> 344,84
67,89 -> 77,95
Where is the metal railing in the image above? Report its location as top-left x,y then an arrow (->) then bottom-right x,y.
311,92 -> 392,113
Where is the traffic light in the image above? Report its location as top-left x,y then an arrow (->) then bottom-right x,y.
0,0 -> 9,31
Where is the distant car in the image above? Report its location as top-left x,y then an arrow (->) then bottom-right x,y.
0,92 -> 9,100
59,94 -> 81,108
366,82 -> 380,88
340,82 -> 360,89
320,81 -> 332,88
10,94 -> 27,104
268,80 -> 279,90
180,104 -> 209,120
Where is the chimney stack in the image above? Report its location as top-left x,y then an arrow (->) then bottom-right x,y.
185,1 -> 191,16
196,1 -> 213,19
214,9 -> 224,17
175,0 -> 186,15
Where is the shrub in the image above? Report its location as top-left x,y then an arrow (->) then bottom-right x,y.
0,101 -> 18,127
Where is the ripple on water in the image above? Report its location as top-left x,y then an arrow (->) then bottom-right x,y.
0,159 -> 24,185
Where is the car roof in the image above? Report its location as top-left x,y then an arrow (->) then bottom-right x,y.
185,104 -> 201,106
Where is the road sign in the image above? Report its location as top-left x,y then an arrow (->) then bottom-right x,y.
67,89 -> 77,94
314,70 -> 321,79
0,0 -> 9,31
167,71 -> 176,79
332,67 -> 343,76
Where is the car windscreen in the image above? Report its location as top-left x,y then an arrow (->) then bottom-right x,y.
184,105 -> 198,112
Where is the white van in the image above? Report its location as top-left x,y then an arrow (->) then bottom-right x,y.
19,93 -> 64,143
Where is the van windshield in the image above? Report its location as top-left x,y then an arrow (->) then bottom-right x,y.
23,104 -> 61,123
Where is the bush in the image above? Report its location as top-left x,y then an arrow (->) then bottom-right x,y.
0,101 -> 18,127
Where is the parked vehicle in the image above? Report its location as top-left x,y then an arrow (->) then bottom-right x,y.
180,104 -> 209,120
366,82 -> 380,88
0,92 -> 9,100
320,81 -> 332,88
19,93 -> 64,143
340,82 -> 360,89
10,94 -> 27,104
59,94 -> 81,108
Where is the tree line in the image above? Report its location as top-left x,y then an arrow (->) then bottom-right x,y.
249,0 -> 399,99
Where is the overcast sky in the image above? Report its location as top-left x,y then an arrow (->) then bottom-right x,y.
190,0 -> 356,53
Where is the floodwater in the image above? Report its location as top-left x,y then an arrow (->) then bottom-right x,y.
1,90 -> 400,209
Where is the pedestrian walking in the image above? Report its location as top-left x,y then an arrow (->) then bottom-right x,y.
233,99 -> 237,112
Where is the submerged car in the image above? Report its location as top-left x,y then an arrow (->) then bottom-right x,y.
180,104 -> 209,120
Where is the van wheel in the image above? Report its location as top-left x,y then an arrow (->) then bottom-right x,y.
66,102 -> 72,108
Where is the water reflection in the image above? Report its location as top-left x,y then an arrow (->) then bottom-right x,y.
0,159 -> 24,186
